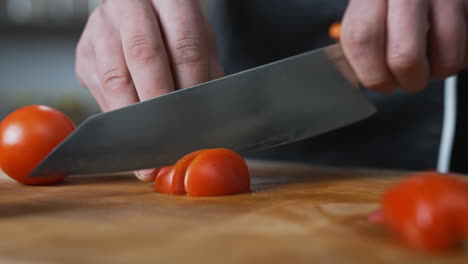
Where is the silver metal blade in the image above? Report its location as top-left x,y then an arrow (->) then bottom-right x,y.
30,44 -> 376,177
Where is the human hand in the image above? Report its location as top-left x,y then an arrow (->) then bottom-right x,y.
341,0 -> 467,93
75,0 -> 223,182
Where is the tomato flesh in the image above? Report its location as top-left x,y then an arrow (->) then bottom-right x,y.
377,172 -> 468,252
0,105 -> 75,185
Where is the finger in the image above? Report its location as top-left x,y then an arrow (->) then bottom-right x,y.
77,56 -> 107,111
92,7 -> 139,111
119,0 -> 175,101
134,168 -> 159,182
210,56 -> 225,79
341,0 -> 398,93
465,1 -> 468,67
155,0 -> 212,88
205,21 -> 225,79
429,0 -> 466,79
387,0 -> 430,92
75,10 -> 108,111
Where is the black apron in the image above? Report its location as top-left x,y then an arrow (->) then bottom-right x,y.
210,0 -> 445,170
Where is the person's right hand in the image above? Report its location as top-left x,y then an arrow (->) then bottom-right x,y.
75,0 -> 223,182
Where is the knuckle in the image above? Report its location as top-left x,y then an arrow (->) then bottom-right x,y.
127,34 -> 161,64
173,36 -> 204,66
75,69 -> 88,88
75,39 -> 92,58
102,68 -> 132,91
75,59 -> 90,89
88,7 -> 103,25
341,28 -> 378,64
388,49 -> 421,73
342,27 -> 375,52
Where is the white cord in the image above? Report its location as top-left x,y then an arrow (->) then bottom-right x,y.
437,76 -> 458,173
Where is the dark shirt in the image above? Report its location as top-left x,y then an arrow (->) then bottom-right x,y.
211,0 -> 444,170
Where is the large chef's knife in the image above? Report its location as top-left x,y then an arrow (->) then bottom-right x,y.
30,44 -> 376,177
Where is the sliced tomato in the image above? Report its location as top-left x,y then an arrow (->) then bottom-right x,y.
185,149 -> 250,197
154,166 -> 175,195
171,149 -> 206,195
153,148 -> 251,197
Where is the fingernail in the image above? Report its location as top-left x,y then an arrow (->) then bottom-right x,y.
138,169 -> 156,175
135,169 -> 157,181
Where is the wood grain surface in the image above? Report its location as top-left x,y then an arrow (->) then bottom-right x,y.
0,161 -> 466,264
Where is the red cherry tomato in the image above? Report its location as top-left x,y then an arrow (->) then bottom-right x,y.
154,149 -> 250,196
0,105 -> 75,185
376,172 -> 468,252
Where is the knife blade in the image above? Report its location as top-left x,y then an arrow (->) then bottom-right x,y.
30,44 -> 376,177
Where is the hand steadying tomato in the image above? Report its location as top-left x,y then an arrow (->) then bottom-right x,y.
0,105 -> 75,185
154,148 -> 250,197
371,172 -> 468,252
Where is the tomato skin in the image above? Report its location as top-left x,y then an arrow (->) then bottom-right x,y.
381,172 -> 468,252
154,166 -> 174,195
185,149 -> 250,197
153,149 -> 251,197
0,105 -> 75,185
171,150 -> 206,195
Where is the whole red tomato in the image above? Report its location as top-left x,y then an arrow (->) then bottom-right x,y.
376,172 -> 468,252
0,105 -> 75,185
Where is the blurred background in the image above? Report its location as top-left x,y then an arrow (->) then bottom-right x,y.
0,0 -> 213,124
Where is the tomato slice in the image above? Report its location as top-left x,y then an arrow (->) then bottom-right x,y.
185,148 -> 250,197
379,172 -> 468,252
171,149 -> 206,195
154,166 -> 175,195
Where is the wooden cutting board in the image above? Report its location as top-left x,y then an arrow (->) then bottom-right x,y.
0,161 -> 466,264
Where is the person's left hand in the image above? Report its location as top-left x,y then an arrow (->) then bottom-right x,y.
341,0 -> 467,93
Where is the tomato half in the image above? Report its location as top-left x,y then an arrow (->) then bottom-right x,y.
185,149 -> 250,196
0,105 -> 75,185
153,149 -> 250,196
377,172 -> 468,252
